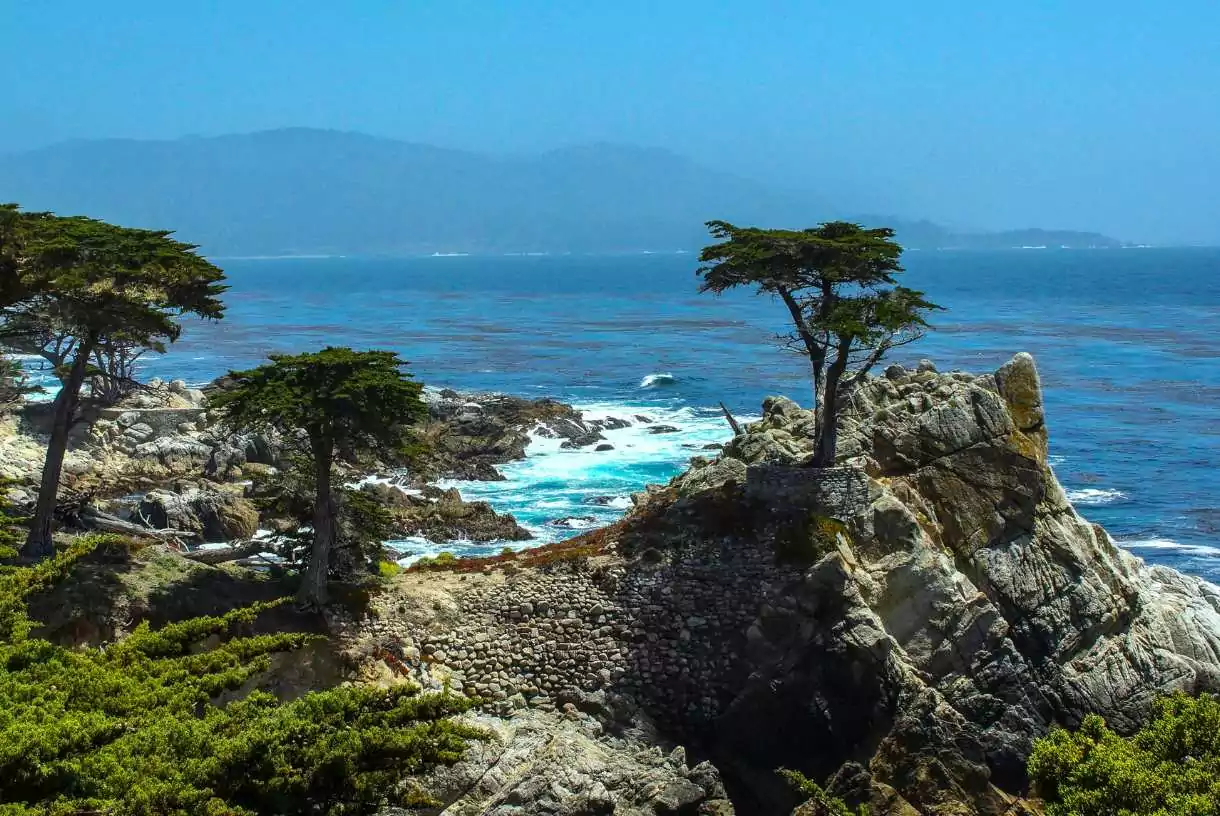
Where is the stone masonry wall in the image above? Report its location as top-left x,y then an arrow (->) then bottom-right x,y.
369,539 -> 801,737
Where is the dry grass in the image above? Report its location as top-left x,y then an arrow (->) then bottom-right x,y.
404,523 -> 622,575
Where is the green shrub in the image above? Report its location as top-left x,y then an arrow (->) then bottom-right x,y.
1028,693 -> 1220,816
0,535 -> 481,814
377,559 -> 402,579
0,479 -> 26,561
778,768 -> 868,815
414,551 -> 457,569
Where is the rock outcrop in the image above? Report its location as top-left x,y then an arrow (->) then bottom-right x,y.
0,384 -> 616,549
136,486 -> 261,542
414,389 -> 635,480
359,481 -> 532,543
414,707 -> 732,815
366,353 -> 1220,815
640,352 -> 1220,812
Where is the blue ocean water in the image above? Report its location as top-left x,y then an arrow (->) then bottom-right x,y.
23,248 -> 1220,580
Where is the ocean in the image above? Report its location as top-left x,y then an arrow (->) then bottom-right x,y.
20,248 -> 1220,581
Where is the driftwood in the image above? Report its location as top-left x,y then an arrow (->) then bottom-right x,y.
180,539 -> 270,565
719,401 -> 744,436
78,507 -> 201,542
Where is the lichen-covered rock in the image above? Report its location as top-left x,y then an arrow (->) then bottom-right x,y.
138,487 -> 260,542
412,707 -> 732,815
611,353 -> 1220,813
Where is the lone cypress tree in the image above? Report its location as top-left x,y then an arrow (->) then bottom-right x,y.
698,220 -> 940,467
1,213 -> 226,556
212,347 -> 426,607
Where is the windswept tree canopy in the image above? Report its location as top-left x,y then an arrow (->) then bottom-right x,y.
0,207 -> 228,557
698,220 -> 940,466
213,347 -> 425,458
213,347 -> 426,606
0,211 -> 227,371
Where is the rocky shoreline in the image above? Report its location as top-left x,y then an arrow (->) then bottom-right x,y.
7,354 -> 1220,814
0,378 -> 658,555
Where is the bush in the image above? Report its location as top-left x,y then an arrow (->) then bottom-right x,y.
0,356 -> 39,408
0,480 -> 26,561
377,559 -> 402,579
1028,693 -> 1220,816
778,768 -> 869,816
414,551 -> 458,569
0,535 -> 482,814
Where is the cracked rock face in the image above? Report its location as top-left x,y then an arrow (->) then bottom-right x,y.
411,707 -> 732,816
647,353 -> 1220,814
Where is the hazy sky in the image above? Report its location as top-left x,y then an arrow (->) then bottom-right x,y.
3,1 -> 1217,243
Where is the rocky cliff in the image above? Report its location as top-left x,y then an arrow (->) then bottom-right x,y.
7,354 -> 1219,815
358,353 -> 1220,814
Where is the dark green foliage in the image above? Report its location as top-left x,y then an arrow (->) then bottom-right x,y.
212,348 -> 426,606
0,535 -> 480,815
0,481 -> 26,561
212,348 -> 425,461
0,206 -> 228,557
250,463 -> 398,576
778,768 -> 869,816
1028,693 -> 1220,816
698,221 -> 940,467
0,355 -> 39,407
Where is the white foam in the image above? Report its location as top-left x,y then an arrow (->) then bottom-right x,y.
639,373 -> 677,389
1066,487 -> 1128,506
386,535 -> 533,567
436,399 -> 754,544
1121,539 -> 1220,558
349,474 -> 422,497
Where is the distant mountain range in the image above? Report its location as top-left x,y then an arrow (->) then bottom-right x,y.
0,128 -> 1125,256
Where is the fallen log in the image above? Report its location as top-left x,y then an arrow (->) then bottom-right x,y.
78,507 -> 201,542
180,539 -> 270,565
719,401 -> 744,436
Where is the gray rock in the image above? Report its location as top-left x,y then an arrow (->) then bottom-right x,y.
611,352 -> 1220,814
419,708 -> 729,814
138,487 -> 259,542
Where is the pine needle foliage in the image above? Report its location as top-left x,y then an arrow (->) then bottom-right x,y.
212,347 -> 426,606
0,535 -> 481,815
778,768 -> 869,816
1028,693 -> 1220,816
0,480 -> 26,561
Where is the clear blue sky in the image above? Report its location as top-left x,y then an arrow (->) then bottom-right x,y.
3,1 -> 1217,243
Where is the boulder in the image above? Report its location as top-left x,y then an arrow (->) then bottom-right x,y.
138,488 -> 259,542
358,482 -> 532,543
417,708 -> 732,815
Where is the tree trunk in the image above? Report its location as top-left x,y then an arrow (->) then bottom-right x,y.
777,288 -> 824,410
811,340 -> 851,468
719,401 -> 743,436
23,342 -> 92,557
181,539 -> 268,565
297,436 -> 336,608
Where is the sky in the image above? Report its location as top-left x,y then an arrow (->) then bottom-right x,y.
2,1 -> 1217,244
